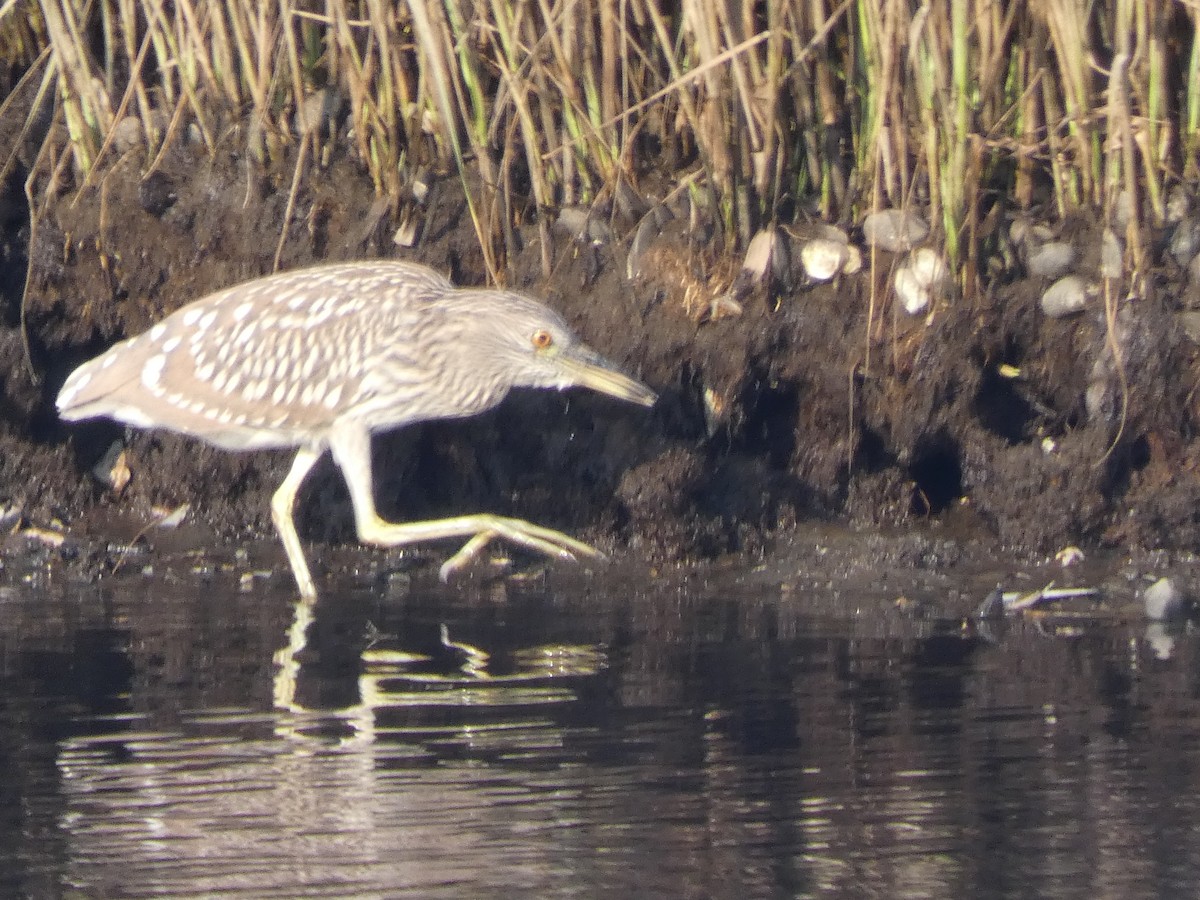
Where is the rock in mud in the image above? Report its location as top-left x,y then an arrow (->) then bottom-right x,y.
862,209 -> 929,253
1041,275 -> 1095,318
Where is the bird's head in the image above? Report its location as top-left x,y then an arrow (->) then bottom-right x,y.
444,290 -> 657,408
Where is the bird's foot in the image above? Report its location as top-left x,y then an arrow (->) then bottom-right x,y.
437,516 -> 605,582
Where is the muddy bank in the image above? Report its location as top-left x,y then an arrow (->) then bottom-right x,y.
3,126 -> 1200,588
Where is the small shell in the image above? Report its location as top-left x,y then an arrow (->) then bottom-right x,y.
841,244 -> 863,275
1144,577 -> 1186,620
743,228 -> 782,282
1055,546 -> 1085,567
862,209 -> 929,252
907,247 -> 948,289
1041,275 -> 1094,318
702,386 -> 728,437
1008,216 -> 1031,247
800,238 -> 849,282
894,266 -> 929,315
152,503 -> 191,529
1025,241 -> 1075,278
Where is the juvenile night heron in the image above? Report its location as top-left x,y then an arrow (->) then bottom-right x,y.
57,260 -> 656,598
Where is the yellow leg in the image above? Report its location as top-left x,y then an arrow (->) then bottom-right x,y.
270,446 -> 323,599
328,420 -> 603,582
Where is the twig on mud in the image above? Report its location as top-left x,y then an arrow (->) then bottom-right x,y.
1003,582 -> 1100,613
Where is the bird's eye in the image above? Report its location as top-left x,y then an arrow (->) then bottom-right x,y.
531,329 -> 554,350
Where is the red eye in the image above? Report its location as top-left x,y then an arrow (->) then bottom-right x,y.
531,329 -> 553,349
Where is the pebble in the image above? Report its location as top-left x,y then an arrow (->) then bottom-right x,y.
1040,275 -> 1094,318
893,247 -> 948,315
799,238 -> 850,282
862,209 -> 929,252
1025,241 -> 1075,278
894,266 -> 929,314
1143,577 -> 1186,620
738,228 -> 788,292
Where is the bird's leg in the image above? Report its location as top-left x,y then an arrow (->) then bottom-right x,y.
270,446 -> 324,599
329,420 -> 605,579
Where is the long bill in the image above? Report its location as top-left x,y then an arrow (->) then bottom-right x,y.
558,347 -> 657,406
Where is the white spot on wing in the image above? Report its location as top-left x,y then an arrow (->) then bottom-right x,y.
182,307 -> 204,327
150,323 -> 168,340
141,355 -> 166,391
162,336 -> 181,353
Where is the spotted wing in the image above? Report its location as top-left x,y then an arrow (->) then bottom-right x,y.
57,261 -> 453,450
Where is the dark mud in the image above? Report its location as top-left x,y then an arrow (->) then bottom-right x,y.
3,105 -> 1200,593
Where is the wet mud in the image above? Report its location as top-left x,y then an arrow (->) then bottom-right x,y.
3,101 -> 1200,593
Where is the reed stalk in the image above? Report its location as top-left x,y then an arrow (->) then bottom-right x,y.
0,0 -> 1191,280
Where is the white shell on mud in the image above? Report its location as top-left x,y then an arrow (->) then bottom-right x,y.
1144,577 -> 1186,620
841,244 -> 863,275
862,209 -> 929,253
894,266 -> 929,315
1055,546 -> 1085,567
1025,241 -> 1076,278
908,247 -> 948,289
702,386 -> 728,437
1040,275 -> 1094,318
743,228 -> 781,281
893,247 -> 949,315
800,238 -> 850,282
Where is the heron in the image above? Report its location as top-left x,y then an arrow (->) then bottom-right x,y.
57,260 -> 656,597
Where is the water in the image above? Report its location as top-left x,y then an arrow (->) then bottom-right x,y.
1,561 -> 1199,898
